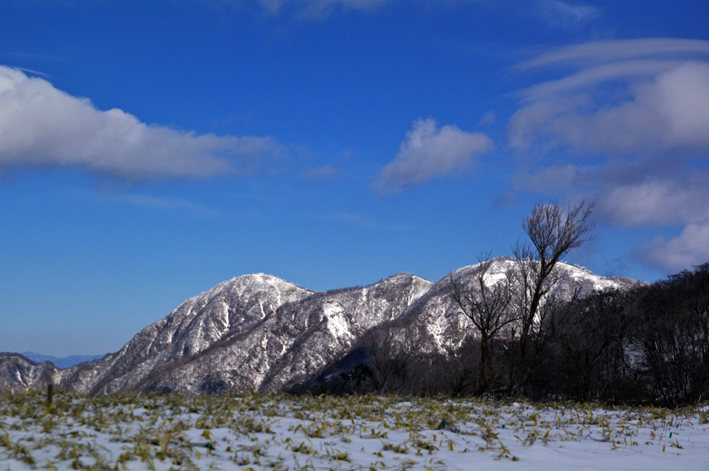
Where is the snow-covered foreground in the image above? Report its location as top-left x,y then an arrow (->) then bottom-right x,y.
1,391 -> 707,470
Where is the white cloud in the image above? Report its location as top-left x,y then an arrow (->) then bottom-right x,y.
599,179 -> 709,227
518,38 -> 709,70
373,118 -> 494,193
508,39 -> 709,273
511,61 -> 709,153
0,66 -> 287,180
635,222 -> 709,274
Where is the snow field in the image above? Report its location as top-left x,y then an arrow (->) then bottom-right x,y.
1,390 -> 707,470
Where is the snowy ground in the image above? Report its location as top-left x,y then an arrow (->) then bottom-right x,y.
1,391 -> 707,470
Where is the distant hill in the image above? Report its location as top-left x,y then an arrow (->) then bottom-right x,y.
21,352 -> 105,369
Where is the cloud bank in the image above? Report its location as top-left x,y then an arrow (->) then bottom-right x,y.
373,118 -> 494,194
508,38 -> 709,273
0,66 -> 286,180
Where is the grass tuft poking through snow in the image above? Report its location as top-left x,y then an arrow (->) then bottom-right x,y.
0,390 -> 707,470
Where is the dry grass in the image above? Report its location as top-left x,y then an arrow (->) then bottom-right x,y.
0,389 -> 706,470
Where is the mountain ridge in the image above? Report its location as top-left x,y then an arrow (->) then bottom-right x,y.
0,259 -> 640,395
20,352 -> 106,369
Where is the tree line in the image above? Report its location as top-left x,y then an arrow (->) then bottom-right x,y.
295,201 -> 709,407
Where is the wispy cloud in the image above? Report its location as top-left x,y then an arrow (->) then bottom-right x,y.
0,66 -> 288,180
10,66 -> 53,78
68,187 -> 222,218
479,111 -> 497,125
256,0 -> 388,18
302,165 -> 342,181
508,38 -> 709,273
373,118 -> 494,194
111,193 -> 220,219
308,211 -> 411,231
535,0 -> 600,29
517,38 -> 709,70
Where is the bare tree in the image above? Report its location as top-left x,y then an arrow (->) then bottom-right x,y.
636,263 -> 709,406
363,320 -> 425,395
449,253 -> 514,395
441,338 -> 480,397
509,199 -> 595,394
558,288 -> 634,402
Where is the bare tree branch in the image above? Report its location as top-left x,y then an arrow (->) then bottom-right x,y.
509,199 -> 596,394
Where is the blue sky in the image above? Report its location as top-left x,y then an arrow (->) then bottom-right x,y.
1,0 -> 708,357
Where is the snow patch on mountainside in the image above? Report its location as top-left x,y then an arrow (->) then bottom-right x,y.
323,301 -> 352,340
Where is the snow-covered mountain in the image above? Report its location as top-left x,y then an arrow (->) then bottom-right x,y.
0,258 -> 639,394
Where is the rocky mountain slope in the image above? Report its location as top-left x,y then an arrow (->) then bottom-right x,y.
0,258 -> 639,394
